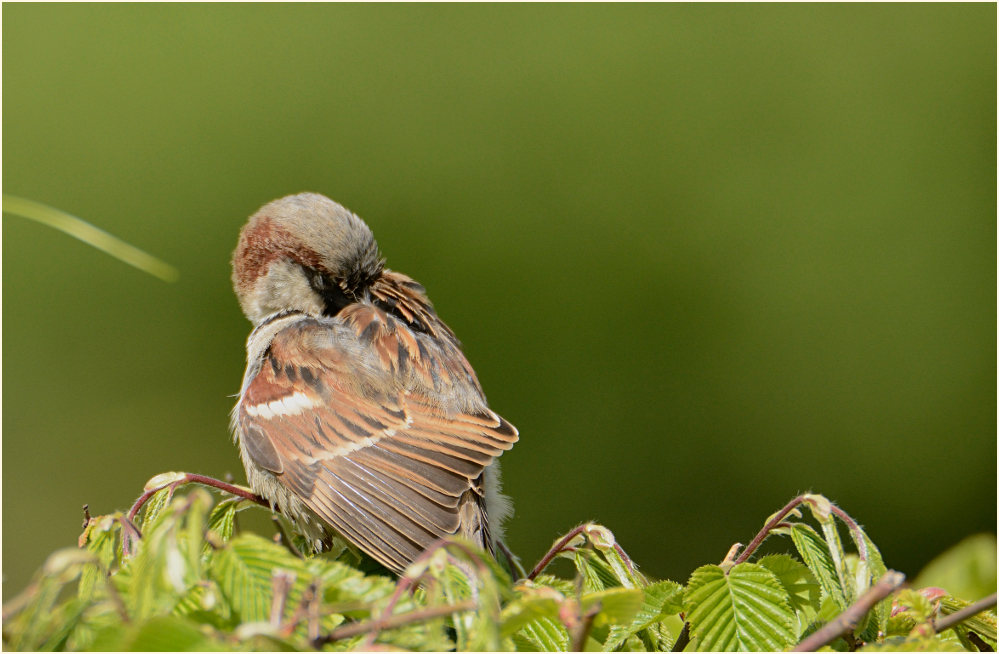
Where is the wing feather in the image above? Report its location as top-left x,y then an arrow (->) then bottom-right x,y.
235,309 -> 518,572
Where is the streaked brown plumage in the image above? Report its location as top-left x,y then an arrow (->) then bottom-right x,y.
230,192 -> 518,573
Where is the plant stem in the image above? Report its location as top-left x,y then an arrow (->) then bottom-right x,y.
527,524 -> 589,580
934,593 -> 997,634
315,600 -> 476,644
735,496 -> 806,564
792,570 -> 905,651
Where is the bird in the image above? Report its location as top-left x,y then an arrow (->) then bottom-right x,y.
230,192 -> 518,574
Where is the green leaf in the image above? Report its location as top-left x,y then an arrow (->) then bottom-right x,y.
501,587 -> 564,638
575,547 -> 626,592
125,489 -> 213,619
684,563 -> 796,651
758,554 -> 821,637
210,532 -> 310,624
603,580 -> 684,651
140,486 -> 175,535
78,514 -> 118,602
914,534 -> 997,601
207,497 -> 252,544
581,587 -> 644,627
89,615 -> 223,651
858,634 -> 965,651
787,523 -> 850,612
938,595 -> 997,647
804,498 -> 854,603
514,615 -> 570,652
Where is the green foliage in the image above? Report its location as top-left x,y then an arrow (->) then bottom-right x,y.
2,485 -> 995,651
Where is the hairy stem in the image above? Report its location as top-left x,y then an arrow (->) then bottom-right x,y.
735,496 -> 807,564
527,524 -> 589,580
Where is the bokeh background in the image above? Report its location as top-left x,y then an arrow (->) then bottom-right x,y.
3,4 -> 995,596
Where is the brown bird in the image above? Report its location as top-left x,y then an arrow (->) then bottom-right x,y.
230,192 -> 518,573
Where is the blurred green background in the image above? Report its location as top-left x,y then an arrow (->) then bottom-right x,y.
3,4 -> 995,596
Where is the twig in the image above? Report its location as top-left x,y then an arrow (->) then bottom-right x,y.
313,600 -> 476,644
671,621 -> 691,652
269,570 -> 295,628
735,496 -> 806,564
357,538 -> 490,649
497,540 -> 527,580
566,602 -> 600,652
271,516 -> 305,559
792,570 -> 906,651
122,472 -> 271,555
528,524 -> 589,580
934,592 -> 997,634
127,473 -> 268,524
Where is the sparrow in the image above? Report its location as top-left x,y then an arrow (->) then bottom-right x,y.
230,192 -> 518,574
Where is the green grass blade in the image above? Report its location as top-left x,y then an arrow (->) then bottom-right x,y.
2,194 -> 179,282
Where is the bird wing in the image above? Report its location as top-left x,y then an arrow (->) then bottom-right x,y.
234,310 -> 517,572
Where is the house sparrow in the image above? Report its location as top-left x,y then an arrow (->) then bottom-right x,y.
230,192 -> 518,573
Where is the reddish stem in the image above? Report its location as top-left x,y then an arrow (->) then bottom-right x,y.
734,496 -> 807,564
527,524 -> 589,580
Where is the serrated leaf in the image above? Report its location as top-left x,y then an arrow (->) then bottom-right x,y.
758,554 -> 821,637
78,515 -> 118,602
938,595 -> 997,646
684,563 -> 796,651
788,523 -> 849,612
140,485 -> 175,535
501,591 -> 563,637
515,615 -> 570,651
603,580 -> 684,651
855,528 -> 890,642
211,532 -> 309,624
125,489 -> 213,619
575,548 -> 625,592
207,497 -> 252,544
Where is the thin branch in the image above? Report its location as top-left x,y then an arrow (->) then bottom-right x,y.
934,593 -> 997,634
127,473 -> 268,525
527,524 -> 589,580
271,516 -> 305,559
735,496 -> 806,564
314,600 -> 476,644
358,538 -> 489,649
497,540 -> 527,580
568,603 -> 600,652
671,621 -> 691,652
792,570 -> 906,651
269,570 -> 295,628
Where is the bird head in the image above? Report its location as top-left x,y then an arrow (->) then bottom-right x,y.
232,193 -> 384,325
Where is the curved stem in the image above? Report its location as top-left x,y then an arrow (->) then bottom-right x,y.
735,496 -> 806,564
527,524 -> 589,580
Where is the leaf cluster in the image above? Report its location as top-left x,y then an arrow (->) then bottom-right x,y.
2,483 -> 995,652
